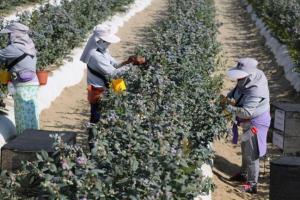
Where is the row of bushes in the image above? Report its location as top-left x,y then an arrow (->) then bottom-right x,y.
0,0 -> 226,199
247,0 -> 300,71
0,0 -> 134,71
0,0 -> 134,101
0,0 -> 42,15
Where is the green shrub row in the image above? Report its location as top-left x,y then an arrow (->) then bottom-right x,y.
0,0 -> 226,199
0,0 -> 42,15
0,0 -> 134,101
0,0 -> 134,70
247,0 -> 300,71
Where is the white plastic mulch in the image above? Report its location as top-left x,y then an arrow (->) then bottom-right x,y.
1,1 -> 213,199
3,0 -> 66,22
0,0 -> 152,152
241,0 -> 300,92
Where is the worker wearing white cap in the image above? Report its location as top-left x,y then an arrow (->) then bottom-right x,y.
80,24 -> 135,124
80,24 -> 146,150
224,58 -> 271,194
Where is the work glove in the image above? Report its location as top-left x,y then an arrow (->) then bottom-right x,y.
219,94 -> 236,108
226,104 -> 239,114
128,56 -> 146,65
120,56 -> 136,66
220,94 -> 227,107
224,104 -> 238,124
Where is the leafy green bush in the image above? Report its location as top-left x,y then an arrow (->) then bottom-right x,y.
0,0 -> 42,15
0,0 -> 134,102
0,0 -> 134,70
0,135 -> 104,199
0,0 -> 226,198
248,0 -> 300,71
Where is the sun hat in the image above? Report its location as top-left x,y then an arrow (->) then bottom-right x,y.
226,58 -> 258,80
93,24 -> 120,44
0,22 -> 30,34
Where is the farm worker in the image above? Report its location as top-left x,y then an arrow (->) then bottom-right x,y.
0,22 -> 39,135
223,58 -> 271,194
80,24 -> 139,124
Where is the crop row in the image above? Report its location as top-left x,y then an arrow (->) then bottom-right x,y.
0,0 -> 226,199
0,0 -> 134,71
0,0 -> 134,101
0,0 -> 42,15
248,0 -> 300,71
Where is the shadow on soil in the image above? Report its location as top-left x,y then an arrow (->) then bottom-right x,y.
217,0 -> 300,103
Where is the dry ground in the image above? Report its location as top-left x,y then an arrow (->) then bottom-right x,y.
213,0 -> 300,199
39,0 -> 168,146
39,0 -> 300,199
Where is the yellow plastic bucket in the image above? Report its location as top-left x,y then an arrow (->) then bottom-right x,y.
0,70 -> 10,84
111,79 -> 126,93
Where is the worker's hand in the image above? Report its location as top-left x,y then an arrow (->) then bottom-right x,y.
134,56 -> 146,65
226,104 -> 237,114
220,94 -> 235,107
220,94 -> 227,107
127,56 -> 135,63
128,56 -> 146,65
120,57 -> 134,66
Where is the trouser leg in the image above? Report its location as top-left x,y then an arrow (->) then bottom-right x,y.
90,103 -> 100,123
88,102 -> 99,150
241,142 -> 247,174
248,157 -> 259,183
241,131 -> 260,183
88,125 -> 97,151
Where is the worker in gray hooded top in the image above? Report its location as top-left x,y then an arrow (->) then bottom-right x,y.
0,22 -> 39,135
223,58 -> 271,194
80,24 -> 138,124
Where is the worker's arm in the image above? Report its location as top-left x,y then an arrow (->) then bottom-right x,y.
107,53 -> 119,68
0,48 -> 9,64
0,45 -> 23,65
227,96 -> 263,119
106,52 -> 133,68
92,53 -> 130,77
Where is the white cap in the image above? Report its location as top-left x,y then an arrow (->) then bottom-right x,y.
93,24 -> 120,44
226,58 -> 258,80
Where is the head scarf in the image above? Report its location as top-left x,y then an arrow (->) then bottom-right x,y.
0,22 -> 37,56
80,24 -> 120,64
234,58 -> 269,99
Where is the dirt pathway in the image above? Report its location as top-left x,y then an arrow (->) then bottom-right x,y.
39,0 -> 168,144
38,0 -> 300,198
213,0 -> 300,199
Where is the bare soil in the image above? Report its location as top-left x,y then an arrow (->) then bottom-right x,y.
213,0 -> 300,199
39,0 -> 168,145
39,0 -> 300,199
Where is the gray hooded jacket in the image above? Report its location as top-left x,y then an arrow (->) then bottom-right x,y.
0,22 -> 38,86
227,58 -> 270,119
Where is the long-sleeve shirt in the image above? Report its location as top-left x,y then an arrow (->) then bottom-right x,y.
0,44 -> 38,86
227,86 -> 270,119
87,50 -> 129,88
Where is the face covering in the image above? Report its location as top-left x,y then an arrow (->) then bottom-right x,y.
237,77 -> 249,88
7,33 -> 11,45
96,39 -> 110,52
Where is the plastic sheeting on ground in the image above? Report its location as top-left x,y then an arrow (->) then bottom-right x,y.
241,0 -> 300,92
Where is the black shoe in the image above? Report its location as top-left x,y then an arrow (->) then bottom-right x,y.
229,173 -> 247,182
242,182 -> 257,194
